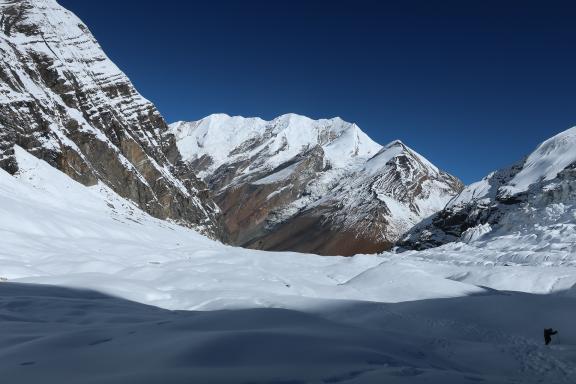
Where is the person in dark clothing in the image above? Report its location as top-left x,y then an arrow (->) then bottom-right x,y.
544,328 -> 558,345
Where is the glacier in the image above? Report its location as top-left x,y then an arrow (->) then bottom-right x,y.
1,145 -> 576,383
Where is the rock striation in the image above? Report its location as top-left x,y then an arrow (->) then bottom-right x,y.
170,114 -> 463,255
0,0 -> 222,237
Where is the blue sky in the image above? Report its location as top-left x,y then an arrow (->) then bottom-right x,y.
58,0 -> 576,184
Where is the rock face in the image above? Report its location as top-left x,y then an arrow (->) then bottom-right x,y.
170,114 -> 463,255
0,0 -> 222,237
399,126 -> 576,251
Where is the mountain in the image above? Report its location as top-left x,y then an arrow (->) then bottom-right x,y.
399,126 -> 576,255
0,0 -> 222,237
170,114 -> 463,255
3,139 -> 576,384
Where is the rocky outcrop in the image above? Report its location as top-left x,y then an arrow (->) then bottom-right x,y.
0,0 -> 222,237
398,126 -> 576,251
170,114 -> 463,255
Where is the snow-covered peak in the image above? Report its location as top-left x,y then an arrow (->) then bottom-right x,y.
0,0 -> 131,98
170,113 -> 462,254
364,140 -> 408,175
400,125 -> 576,252
383,139 -> 405,148
447,126 -> 576,207
169,114 -> 382,179
499,126 -> 576,197
364,139 -> 440,176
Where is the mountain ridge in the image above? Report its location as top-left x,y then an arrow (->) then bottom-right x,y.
0,0 -> 222,237
399,125 -> 576,255
170,113 -> 463,255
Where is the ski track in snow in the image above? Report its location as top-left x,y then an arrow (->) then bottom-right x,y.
1,147 -> 576,383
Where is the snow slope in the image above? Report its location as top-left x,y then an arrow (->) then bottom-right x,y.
400,126 -> 576,254
0,146 -> 472,308
2,146 -> 576,383
500,126 -> 576,197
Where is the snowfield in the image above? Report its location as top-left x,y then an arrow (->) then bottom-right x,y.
1,147 -> 576,383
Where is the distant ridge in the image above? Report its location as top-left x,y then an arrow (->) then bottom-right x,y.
170,114 -> 463,255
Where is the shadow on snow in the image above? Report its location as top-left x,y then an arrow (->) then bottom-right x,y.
0,283 -> 574,384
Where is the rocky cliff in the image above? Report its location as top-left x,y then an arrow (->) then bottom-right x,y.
0,0 -> 222,237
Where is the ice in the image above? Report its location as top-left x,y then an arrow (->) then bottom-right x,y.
461,223 -> 493,243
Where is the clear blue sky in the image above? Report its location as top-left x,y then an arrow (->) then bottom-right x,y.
58,0 -> 576,184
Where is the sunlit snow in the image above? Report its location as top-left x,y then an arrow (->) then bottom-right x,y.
1,147 -> 576,383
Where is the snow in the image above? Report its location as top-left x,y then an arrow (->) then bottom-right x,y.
501,127 -> 576,197
0,0 -> 208,224
401,125 -> 576,256
3,282 -> 576,384
450,127 -> 576,206
0,1 -> 573,379
413,129 -> 576,255
461,223 -> 493,243
171,114 -> 461,246
448,174 -> 495,206
0,0 -> 141,107
252,162 -> 300,185
1,282 -> 574,384
364,141 -> 406,175
366,140 -> 440,177
169,113 -> 382,180
1,2 -> 574,378
377,195 -> 415,227
2,146 -> 576,382
414,180 -> 456,216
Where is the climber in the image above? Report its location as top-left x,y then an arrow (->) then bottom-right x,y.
544,328 -> 558,345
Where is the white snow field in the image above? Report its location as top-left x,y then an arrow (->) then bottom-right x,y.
1,147 -> 576,383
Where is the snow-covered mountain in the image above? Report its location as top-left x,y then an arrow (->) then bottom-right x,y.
2,2 -> 576,382
3,137 -> 576,384
170,114 -> 463,255
0,0 -> 221,236
399,126 -> 576,257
